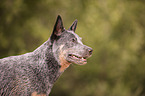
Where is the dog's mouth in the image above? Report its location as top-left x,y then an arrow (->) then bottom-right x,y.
67,54 -> 88,65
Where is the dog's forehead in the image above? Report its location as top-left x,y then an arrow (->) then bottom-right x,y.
67,30 -> 81,39
67,30 -> 83,44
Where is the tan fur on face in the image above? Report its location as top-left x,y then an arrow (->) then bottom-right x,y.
59,45 -> 71,72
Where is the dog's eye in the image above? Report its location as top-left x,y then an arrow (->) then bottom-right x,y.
72,38 -> 77,42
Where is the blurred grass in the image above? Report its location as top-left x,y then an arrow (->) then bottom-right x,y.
0,0 -> 145,96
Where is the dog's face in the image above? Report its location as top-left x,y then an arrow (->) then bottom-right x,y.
50,15 -> 93,65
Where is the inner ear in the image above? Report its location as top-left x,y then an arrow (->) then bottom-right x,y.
53,15 -> 64,36
68,19 -> 77,32
50,15 -> 64,42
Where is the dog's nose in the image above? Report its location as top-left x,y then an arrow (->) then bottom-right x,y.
87,48 -> 93,55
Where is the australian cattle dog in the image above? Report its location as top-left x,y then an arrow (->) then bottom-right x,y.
0,15 -> 93,96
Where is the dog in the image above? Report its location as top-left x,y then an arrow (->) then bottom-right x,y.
0,15 -> 93,96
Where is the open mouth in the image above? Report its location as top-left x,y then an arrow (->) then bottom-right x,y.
68,54 -> 87,65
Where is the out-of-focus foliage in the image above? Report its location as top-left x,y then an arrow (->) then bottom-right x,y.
0,0 -> 145,96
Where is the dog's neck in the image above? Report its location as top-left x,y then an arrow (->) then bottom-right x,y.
33,41 -> 62,84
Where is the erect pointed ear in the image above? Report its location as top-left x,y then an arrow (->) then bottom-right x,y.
68,19 -> 77,32
50,15 -> 64,41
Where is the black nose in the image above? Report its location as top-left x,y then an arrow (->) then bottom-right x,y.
87,48 -> 93,55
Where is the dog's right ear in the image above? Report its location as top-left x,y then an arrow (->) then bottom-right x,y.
50,15 -> 64,41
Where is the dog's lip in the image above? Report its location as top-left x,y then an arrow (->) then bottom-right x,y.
67,54 -> 87,65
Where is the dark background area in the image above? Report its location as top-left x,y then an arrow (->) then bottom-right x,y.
0,0 -> 145,96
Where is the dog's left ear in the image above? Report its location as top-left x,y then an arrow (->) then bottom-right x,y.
68,19 -> 77,32
50,15 -> 64,41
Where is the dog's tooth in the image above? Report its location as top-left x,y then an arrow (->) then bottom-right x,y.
73,55 -> 77,59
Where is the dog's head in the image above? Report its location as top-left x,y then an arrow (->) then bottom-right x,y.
50,15 -> 93,65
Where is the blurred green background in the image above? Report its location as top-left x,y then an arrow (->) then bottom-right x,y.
0,0 -> 145,96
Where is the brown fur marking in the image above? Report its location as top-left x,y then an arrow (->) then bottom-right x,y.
31,91 -> 46,96
59,45 -> 71,72
59,54 -> 71,72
